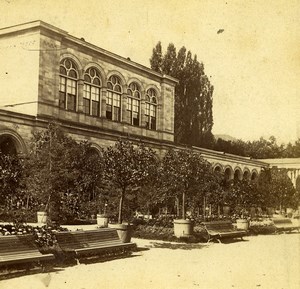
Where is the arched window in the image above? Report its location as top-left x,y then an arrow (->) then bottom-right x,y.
145,88 -> 157,130
59,58 -> 78,111
83,67 -> 101,116
106,75 -> 122,121
127,82 -> 141,126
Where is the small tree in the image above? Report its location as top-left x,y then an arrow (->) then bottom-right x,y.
103,139 -> 158,224
0,152 -> 25,210
161,148 -> 213,219
224,179 -> 260,217
25,123 -> 104,222
257,168 -> 300,213
268,168 -> 299,210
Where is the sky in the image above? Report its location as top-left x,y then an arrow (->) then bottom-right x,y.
0,0 -> 299,144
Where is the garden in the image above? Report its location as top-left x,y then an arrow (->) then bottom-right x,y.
1,123 -> 300,247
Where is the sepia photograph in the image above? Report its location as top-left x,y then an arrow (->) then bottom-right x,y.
0,0 -> 299,288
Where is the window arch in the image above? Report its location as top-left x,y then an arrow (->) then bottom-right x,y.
145,88 -> 157,130
83,67 -> 101,116
127,82 -> 141,126
59,58 -> 78,111
106,75 -> 122,121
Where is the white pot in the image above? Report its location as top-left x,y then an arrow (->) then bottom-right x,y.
173,219 -> 193,238
97,214 -> 108,227
37,211 -> 48,224
236,219 -> 249,230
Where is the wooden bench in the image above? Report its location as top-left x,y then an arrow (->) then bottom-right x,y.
272,218 -> 300,233
0,234 -> 55,268
201,220 -> 248,243
55,228 -> 136,260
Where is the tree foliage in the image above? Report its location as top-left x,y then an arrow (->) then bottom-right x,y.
0,152 -> 25,209
150,43 -> 214,148
25,123 -> 104,222
160,148 -> 220,219
103,139 -> 158,223
257,168 -> 300,209
213,136 -> 300,159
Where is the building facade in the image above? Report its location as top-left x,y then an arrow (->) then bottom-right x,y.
0,20 -> 266,179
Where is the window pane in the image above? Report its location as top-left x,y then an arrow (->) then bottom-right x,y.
145,103 -> 150,115
127,97 -> 132,110
150,105 -> 156,117
84,84 -> 91,99
91,86 -> 99,101
115,85 -> 121,93
113,93 -> 120,107
67,94 -> 76,111
69,69 -> 77,78
106,105 -> 112,120
92,100 -> 99,116
83,98 -> 90,114
114,106 -> 120,121
84,74 -> 91,83
150,117 -> 156,130
133,99 -> 139,112
59,91 -> 66,108
107,82 -> 113,90
128,110 -> 132,123
67,79 -> 75,94
59,76 -> 66,92
60,66 -> 67,75
93,78 -> 100,86
133,112 -> 139,126
106,91 -> 113,105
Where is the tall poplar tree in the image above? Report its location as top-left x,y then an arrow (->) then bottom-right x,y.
150,43 -> 214,148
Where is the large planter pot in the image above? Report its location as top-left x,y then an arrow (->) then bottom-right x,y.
37,211 -> 48,224
250,207 -> 256,218
223,206 -> 230,216
236,219 -> 249,230
267,207 -> 275,216
173,219 -> 193,238
97,214 -> 108,228
286,208 -> 293,218
108,223 -> 133,243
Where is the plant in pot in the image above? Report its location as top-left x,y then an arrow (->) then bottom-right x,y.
161,148 -> 214,238
227,179 -> 261,230
103,139 -> 158,243
25,122 -> 105,225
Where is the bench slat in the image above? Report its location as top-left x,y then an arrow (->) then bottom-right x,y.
272,218 -> 300,232
201,221 -> 247,242
0,235 -> 55,267
55,228 -> 135,257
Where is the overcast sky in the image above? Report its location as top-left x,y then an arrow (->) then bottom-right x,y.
1,0 -> 299,144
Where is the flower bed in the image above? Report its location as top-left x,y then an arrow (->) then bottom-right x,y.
249,219 -> 276,235
0,224 -> 68,253
132,216 -> 277,242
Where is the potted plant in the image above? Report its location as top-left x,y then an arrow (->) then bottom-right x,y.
161,149 -> 215,238
97,201 -> 109,227
103,139 -> 157,243
235,208 -> 250,230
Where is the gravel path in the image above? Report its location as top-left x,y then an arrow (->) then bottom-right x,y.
1,233 -> 299,289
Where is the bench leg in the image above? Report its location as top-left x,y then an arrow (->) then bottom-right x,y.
75,258 -> 80,265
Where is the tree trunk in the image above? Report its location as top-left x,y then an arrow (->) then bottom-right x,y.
182,192 -> 186,219
118,189 -> 125,224
175,196 -> 180,217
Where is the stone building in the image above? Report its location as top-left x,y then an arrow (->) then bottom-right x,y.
0,20 -> 266,179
